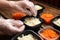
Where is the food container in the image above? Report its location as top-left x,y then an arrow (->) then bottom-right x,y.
40,13 -> 55,24
11,30 -> 42,40
21,16 -> 43,32
38,26 -> 60,40
34,4 -> 45,18
51,16 -> 60,31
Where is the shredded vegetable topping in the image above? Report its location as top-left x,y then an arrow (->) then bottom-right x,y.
24,17 -> 41,27
17,34 -> 37,40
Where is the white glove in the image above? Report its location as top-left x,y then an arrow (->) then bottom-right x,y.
0,18 -> 25,35
16,0 -> 37,16
0,0 -> 37,16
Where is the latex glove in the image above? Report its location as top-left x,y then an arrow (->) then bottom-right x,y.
0,18 -> 25,35
0,0 -> 37,16
16,0 -> 37,16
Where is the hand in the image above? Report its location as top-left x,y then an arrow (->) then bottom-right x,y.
0,19 -> 25,35
0,0 -> 37,16
15,0 -> 37,16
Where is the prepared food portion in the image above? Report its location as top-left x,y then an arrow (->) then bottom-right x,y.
53,18 -> 60,27
34,5 -> 43,10
17,34 -> 37,40
39,28 -> 59,40
24,17 -> 41,27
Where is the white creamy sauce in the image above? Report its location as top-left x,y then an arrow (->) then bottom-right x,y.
34,5 -> 43,10
24,17 -> 41,27
53,18 -> 60,27
17,34 -> 37,40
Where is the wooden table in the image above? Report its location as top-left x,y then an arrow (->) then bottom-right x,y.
0,1 -> 60,40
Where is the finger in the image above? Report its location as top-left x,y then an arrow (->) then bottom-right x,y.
11,25 -> 25,32
20,1 -> 37,16
7,19 -> 23,26
17,25 -> 25,32
16,20 -> 23,25
30,8 -> 37,16
6,19 -> 24,30
10,20 -> 23,27
8,25 -> 25,35
25,1 -> 37,16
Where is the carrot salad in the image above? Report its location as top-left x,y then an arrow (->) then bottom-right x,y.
40,13 -> 54,24
12,11 -> 26,20
40,29 -> 58,40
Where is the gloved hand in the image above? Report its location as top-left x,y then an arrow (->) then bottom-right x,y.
15,0 -> 37,16
0,0 -> 37,16
0,18 -> 25,35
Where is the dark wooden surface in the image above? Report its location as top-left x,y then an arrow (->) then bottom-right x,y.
0,1 -> 60,40
33,0 -> 60,8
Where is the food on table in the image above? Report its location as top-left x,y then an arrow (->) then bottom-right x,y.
12,12 -> 26,20
53,18 -> 60,27
40,13 -> 54,24
34,5 -> 43,10
40,29 -> 59,40
24,17 -> 41,27
17,34 -> 37,40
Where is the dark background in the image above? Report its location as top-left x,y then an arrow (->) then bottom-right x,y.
35,0 -> 60,8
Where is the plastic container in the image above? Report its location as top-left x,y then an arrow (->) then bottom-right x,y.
21,16 -> 43,32
38,26 -> 60,40
34,4 -> 45,18
40,13 -> 55,24
51,16 -> 60,31
11,30 -> 42,40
